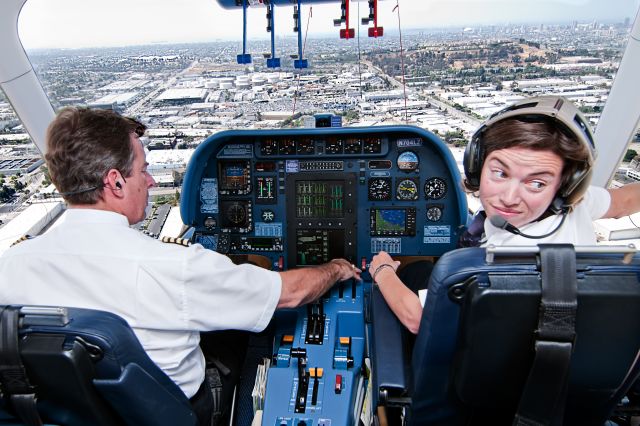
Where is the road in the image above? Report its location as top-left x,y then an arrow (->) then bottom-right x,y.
127,60 -> 200,115
424,96 -> 483,128
360,59 -> 483,128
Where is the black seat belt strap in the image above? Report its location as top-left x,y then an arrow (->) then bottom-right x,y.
0,307 -> 43,426
513,244 -> 577,426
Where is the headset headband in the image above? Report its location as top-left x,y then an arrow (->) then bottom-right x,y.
464,96 -> 596,209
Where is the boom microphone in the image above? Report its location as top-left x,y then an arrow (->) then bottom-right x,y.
489,212 -> 568,240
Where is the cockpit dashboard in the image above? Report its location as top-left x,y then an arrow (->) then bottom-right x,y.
180,125 -> 467,425
181,125 -> 467,269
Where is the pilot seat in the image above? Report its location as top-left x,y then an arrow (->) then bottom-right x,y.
372,244 -> 640,425
0,305 -> 198,426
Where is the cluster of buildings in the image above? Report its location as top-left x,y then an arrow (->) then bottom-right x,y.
1,21 -> 640,250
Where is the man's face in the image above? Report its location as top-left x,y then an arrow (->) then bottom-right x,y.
479,146 -> 564,228
123,134 -> 155,225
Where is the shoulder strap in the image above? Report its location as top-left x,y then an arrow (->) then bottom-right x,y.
513,244 -> 577,426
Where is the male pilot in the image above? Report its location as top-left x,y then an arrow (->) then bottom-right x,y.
0,107 -> 361,425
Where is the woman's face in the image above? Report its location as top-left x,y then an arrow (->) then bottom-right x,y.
479,146 -> 564,228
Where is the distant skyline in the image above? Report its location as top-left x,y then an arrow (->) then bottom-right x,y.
18,0 -> 640,50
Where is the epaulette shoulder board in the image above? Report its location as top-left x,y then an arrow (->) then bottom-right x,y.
161,236 -> 191,247
11,234 -> 33,247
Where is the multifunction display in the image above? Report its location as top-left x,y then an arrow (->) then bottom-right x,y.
370,207 -> 417,236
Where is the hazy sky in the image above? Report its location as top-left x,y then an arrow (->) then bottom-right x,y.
18,0 -> 640,49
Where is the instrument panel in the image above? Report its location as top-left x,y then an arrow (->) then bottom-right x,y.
182,126 -> 466,265
180,125 -> 467,426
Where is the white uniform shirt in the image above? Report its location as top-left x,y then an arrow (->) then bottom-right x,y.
482,186 -> 611,246
0,209 -> 282,398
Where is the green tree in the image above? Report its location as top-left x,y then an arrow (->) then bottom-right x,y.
443,130 -> 465,143
0,185 -> 16,202
624,149 -> 638,162
41,165 -> 52,186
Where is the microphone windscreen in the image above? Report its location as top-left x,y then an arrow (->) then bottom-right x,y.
489,215 -> 509,230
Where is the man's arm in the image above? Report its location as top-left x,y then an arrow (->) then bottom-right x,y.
604,182 -> 640,218
277,259 -> 361,308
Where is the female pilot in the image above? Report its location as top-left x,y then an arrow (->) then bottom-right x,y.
370,95 -> 640,334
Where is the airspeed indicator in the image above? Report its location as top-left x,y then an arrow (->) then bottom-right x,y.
368,177 -> 392,201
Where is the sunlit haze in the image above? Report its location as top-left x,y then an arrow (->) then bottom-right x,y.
18,0 -> 640,49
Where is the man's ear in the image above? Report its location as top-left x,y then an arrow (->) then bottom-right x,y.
104,169 -> 124,196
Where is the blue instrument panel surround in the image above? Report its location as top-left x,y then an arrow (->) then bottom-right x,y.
180,125 -> 467,425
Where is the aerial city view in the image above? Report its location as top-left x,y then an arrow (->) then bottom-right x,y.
1,2 -> 640,249
3,1 -> 640,425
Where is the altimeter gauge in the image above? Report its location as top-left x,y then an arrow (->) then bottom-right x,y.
424,177 -> 447,200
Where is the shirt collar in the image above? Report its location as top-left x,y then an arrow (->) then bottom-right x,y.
60,208 -> 129,226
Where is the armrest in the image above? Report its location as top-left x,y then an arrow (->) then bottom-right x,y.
370,285 -> 411,407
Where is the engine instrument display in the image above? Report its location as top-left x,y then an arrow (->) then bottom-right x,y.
344,138 -> 363,154
278,138 -> 296,155
326,138 -> 344,154
295,180 -> 345,218
363,137 -> 383,154
255,176 -> 276,203
260,139 -> 278,156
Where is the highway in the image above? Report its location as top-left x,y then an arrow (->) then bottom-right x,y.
361,59 -> 483,128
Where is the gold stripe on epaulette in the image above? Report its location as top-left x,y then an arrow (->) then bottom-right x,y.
161,236 -> 191,247
11,234 -> 33,247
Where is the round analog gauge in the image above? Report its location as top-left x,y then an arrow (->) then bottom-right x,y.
424,177 -> 447,200
368,178 -> 392,201
397,151 -> 419,171
204,216 -> 217,230
396,179 -> 419,201
226,202 -> 247,224
426,206 -> 443,222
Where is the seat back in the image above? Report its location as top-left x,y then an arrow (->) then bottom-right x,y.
409,246 -> 640,425
0,305 -> 197,426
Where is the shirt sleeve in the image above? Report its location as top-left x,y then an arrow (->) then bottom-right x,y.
581,186 -> 611,220
180,244 -> 282,332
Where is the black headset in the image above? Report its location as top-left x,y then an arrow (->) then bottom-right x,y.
463,96 -> 597,213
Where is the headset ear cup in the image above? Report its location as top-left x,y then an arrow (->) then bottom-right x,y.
562,167 -> 593,208
464,135 -> 483,188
